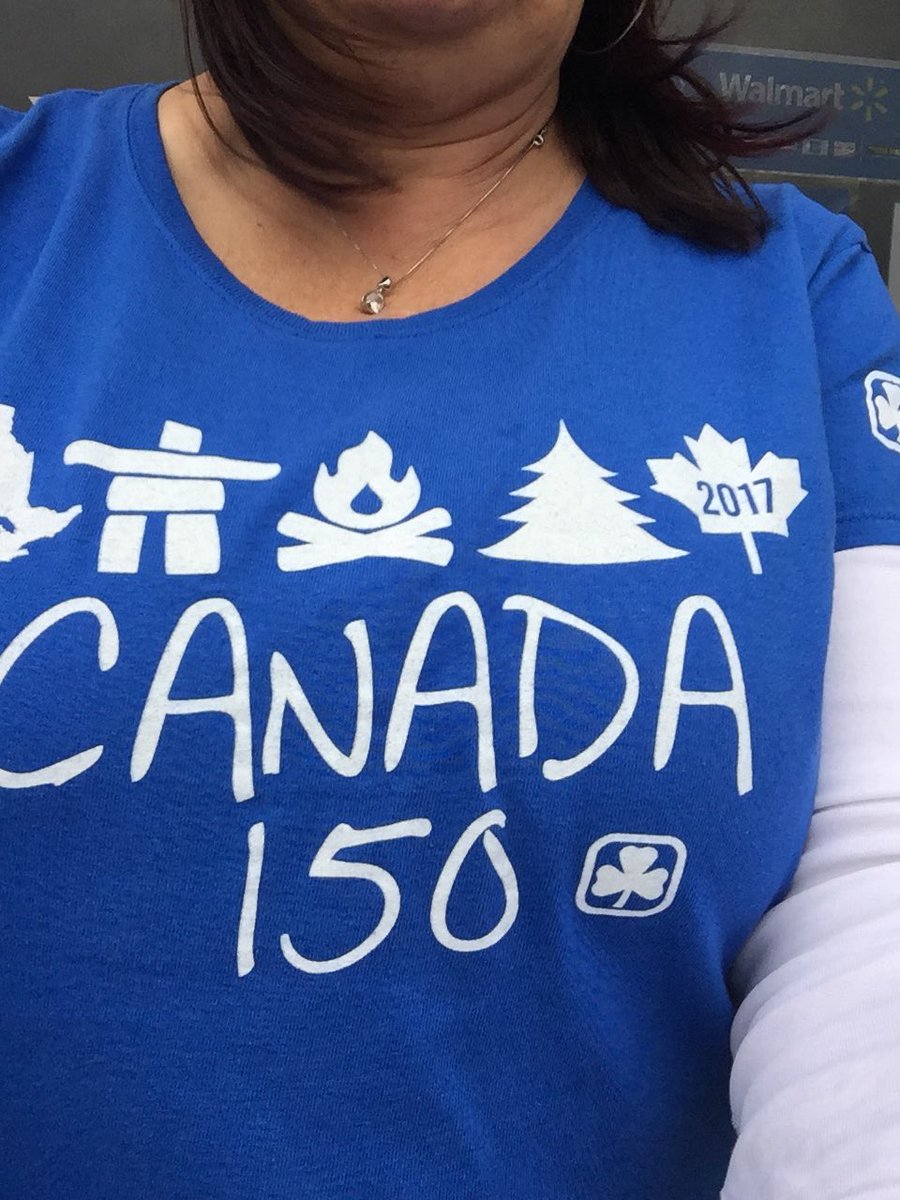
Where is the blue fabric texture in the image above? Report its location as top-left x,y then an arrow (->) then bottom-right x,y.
0,80 -> 898,1200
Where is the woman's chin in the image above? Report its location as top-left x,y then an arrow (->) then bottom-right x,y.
340,0 -> 501,41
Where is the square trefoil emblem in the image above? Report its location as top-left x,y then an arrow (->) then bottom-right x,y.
576,834 -> 687,917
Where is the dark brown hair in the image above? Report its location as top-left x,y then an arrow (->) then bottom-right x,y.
178,0 -> 835,253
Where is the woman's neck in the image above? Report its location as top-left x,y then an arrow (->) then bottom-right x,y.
156,74 -> 587,321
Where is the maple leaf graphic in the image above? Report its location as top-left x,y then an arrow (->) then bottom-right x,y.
646,424 -> 807,574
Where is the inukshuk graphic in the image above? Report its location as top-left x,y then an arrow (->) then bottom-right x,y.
64,420 -> 281,574
277,432 -> 453,570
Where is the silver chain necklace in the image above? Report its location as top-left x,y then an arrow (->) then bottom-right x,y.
325,119 -> 551,315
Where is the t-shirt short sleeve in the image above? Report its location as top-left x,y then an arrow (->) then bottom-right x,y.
796,188 -> 900,550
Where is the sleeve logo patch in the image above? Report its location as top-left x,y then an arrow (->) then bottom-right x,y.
864,369 -> 900,454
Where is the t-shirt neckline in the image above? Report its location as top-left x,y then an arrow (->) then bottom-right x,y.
126,79 -> 612,342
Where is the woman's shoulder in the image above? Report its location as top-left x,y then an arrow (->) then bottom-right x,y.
0,83 -> 149,228
0,83 -> 150,317
602,176 -> 872,300
0,83 -> 142,178
0,103 -> 27,137
747,179 -> 873,282
1,84 -> 112,134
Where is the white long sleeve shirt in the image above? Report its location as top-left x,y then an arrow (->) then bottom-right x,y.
725,545 -> 900,1197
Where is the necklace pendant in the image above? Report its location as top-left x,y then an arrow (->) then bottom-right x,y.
360,289 -> 385,315
360,276 -> 393,316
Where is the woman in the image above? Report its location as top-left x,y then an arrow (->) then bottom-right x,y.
0,0 -> 898,1195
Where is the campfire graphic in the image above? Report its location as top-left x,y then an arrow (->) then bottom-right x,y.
277,432 -> 454,571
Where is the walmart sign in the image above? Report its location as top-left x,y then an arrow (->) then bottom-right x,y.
694,44 -> 899,181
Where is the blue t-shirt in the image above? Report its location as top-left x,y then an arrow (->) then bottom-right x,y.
1,79 -> 898,1200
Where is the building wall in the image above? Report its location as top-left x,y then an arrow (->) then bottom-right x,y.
1,0 -> 183,107
666,1 -> 900,296
667,0 -> 899,59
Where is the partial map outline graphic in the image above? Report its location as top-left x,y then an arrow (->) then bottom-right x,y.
0,405 -> 81,562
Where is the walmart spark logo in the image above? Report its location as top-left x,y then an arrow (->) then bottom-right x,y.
849,76 -> 889,122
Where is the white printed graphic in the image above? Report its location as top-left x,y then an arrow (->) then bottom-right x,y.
646,424 -> 807,575
131,598 -> 254,802
277,432 -> 453,570
479,421 -> 686,564
576,834 -> 687,917
0,598 -> 118,789
386,592 -> 496,793
63,420 -> 281,575
0,405 -> 81,561
430,810 -> 518,953
655,594 -> 752,796
280,817 -> 434,974
240,810 -> 517,975
504,595 -> 639,782
865,369 -> 900,453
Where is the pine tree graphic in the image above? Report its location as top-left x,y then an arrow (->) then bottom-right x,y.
479,421 -> 686,564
